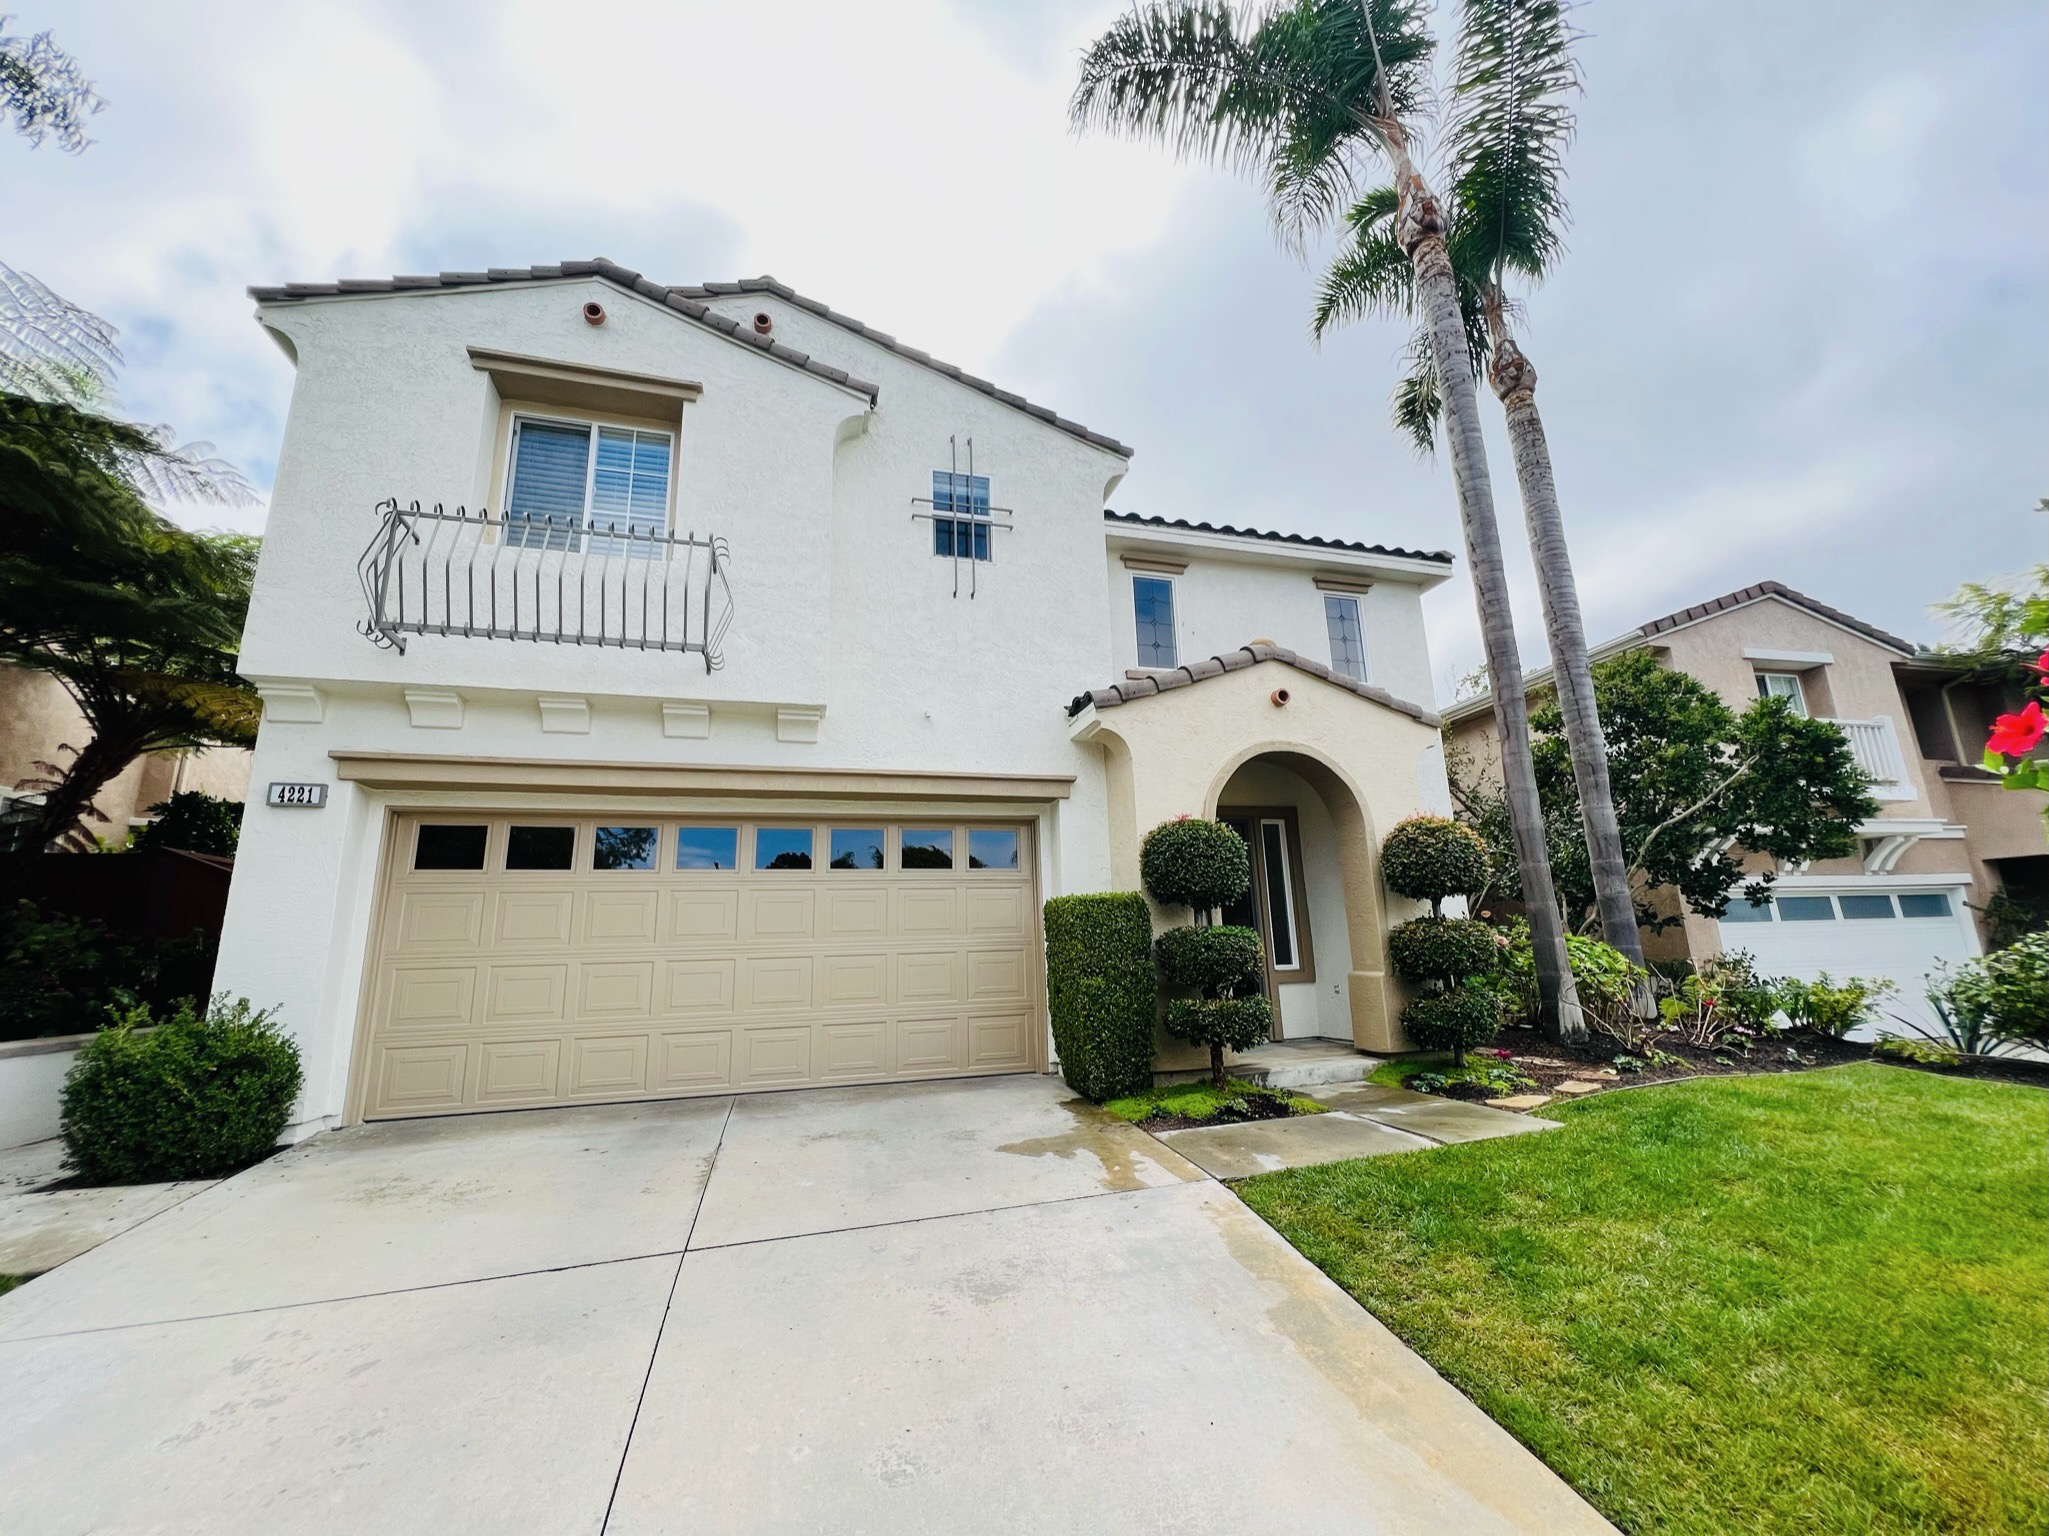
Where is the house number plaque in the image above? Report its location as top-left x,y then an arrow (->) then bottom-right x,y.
266,782 -> 329,808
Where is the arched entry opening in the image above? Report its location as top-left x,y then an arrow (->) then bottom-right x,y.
1206,748 -> 1394,1047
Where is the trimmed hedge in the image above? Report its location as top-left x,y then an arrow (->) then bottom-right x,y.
1388,916 -> 1501,986
1155,924 -> 1264,995
1140,817 -> 1251,912
1043,893 -> 1157,1102
61,995 -> 302,1184
1381,815 -> 1489,915
1165,994 -> 1276,1064
1401,980 -> 1502,1062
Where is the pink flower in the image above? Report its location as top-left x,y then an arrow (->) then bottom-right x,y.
1988,700 -> 2047,758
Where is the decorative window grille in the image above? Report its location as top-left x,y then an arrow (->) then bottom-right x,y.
1133,575 -> 1177,668
1324,593 -> 1368,682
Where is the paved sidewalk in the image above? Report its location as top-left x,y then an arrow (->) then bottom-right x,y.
0,1077 -> 1611,1535
0,1139 -> 218,1275
1156,1081 -> 1558,1179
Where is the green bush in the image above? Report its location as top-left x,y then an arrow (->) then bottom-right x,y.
1494,919 -> 1647,1044
1977,931 -> 2049,1045
1401,980 -> 1503,1064
1043,893 -> 1157,1102
1388,916 -> 1501,985
1380,816 -> 1489,916
1154,924 -> 1263,995
60,995 -> 303,1184
1140,817 -> 1250,912
1873,1034 -> 1961,1066
131,790 -> 243,855
1164,996 -> 1276,1087
1780,973 -> 1894,1039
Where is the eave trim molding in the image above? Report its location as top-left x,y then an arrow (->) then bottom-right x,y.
330,751 -> 1074,802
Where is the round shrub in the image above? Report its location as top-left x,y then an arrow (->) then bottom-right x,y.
61,996 -> 303,1184
1401,980 -> 1503,1064
1141,817 -> 1250,912
1980,931 -> 2049,1046
1165,995 -> 1276,1088
1388,916 -> 1500,986
1380,816 -> 1489,915
1155,925 -> 1264,996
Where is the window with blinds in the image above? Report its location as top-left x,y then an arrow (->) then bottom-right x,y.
505,415 -> 673,554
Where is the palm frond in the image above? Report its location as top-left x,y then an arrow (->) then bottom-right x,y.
1445,0 -> 1580,285
1309,201 -> 1412,340
0,263 -> 119,403
1390,329 -> 1442,455
1,18 -> 103,153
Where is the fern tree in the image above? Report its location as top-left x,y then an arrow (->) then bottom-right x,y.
1312,0 -> 1640,972
1073,0 -> 1585,1040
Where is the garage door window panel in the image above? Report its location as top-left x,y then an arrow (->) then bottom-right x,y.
415,823 -> 489,871
1898,893 -> 1954,918
676,826 -> 739,871
594,826 -> 659,870
1721,898 -> 1773,923
755,827 -> 815,871
830,828 -> 885,870
506,825 -> 577,871
968,828 -> 1020,871
1778,896 -> 1836,921
1839,894 -> 1896,920
901,828 -> 955,870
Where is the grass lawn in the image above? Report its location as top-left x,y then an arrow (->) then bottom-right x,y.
0,1274 -> 24,1298
1237,1064 -> 2048,1534
1101,1077 -> 1327,1124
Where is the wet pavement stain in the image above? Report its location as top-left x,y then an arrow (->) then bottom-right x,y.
994,1102 -> 1202,1192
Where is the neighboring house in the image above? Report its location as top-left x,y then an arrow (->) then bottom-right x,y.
1444,580 -> 2048,1027
0,663 -> 251,844
218,260 -> 1456,1137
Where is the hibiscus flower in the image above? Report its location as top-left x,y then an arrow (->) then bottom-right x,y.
1987,699 -> 2047,758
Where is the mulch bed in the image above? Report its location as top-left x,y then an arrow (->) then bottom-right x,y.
1475,1025 -> 2049,1103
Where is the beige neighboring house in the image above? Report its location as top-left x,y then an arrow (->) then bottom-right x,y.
1444,581 -> 2047,1029
0,664 -> 253,843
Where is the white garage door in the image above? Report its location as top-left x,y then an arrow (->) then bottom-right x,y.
1717,887 -> 1979,1035
358,813 -> 1041,1120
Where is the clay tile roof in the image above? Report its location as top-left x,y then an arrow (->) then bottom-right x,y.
250,261 -> 1133,456
1066,643 -> 1441,726
1635,580 -> 1919,655
1103,510 -> 1452,565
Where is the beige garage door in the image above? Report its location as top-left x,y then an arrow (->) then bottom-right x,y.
358,813 -> 1041,1120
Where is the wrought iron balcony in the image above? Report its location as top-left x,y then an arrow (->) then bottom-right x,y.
356,500 -> 732,669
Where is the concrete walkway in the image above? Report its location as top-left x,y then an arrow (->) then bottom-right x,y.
0,1139 -> 219,1276
0,1076 -> 1611,1535
1157,1082 -> 1559,1180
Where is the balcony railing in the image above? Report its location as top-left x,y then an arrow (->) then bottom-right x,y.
1822,715 -> 1915,801
356,500 -> 732,669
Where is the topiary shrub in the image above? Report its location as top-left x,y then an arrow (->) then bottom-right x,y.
1401,981 -> 1503,1062
1043,893 -> 1157,1102
1155,925 -> 1263,995
1140,816 -> 1251,913
1380,815 -> 1489,918
60,995 -> 303,1184
1388,917 -> 1501,987
1164,996 -> 1277,1082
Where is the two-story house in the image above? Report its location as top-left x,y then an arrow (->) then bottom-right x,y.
1444,580 -> 2047,1027
218,261 -> 1456,1137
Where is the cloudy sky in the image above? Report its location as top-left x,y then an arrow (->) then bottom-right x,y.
6,0 -> 2043,700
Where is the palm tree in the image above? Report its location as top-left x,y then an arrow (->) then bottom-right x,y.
1311,0 -> 1644,971
1073,0 -> 1587,1039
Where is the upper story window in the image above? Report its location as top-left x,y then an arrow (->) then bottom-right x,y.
1133,575 -> 1177,668
506,415 -> 673,555
1755,671 -> 1808,717
1324,593 -> 1368,683
931,471 -> 992,561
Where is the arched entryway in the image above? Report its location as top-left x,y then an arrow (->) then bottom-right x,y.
1207,748 -> 1390,1045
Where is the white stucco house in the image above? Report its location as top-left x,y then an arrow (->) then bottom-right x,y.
218,260 -> 1456,1137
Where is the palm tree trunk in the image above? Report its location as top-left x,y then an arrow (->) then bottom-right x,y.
1394,169 -> 1586,1043
23,728 -> 140,852
1487,335 -> 1646,972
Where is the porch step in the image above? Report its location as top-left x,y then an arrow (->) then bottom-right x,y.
1155,1040 -> 1381,1092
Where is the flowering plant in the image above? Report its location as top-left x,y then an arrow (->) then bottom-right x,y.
1982,643 -> 2049,794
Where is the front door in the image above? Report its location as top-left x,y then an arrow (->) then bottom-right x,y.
1217,809 -> 1314,1040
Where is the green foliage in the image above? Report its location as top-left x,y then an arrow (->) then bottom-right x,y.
0,20 -> 101,153
1154,923 -> 1263,996
1400,979 -> 1501,1063
1926,933 -> 2049,1050
1872,1035 -> 1961,1066
1379,815 -> 1489,914
1779,973 -> 1894,1039
1139,816 -> 1250,912
1388,915 -> 1499,985
1454,649 -> 1881,929
1493,918 -> 1643,1042
1042,894 -> 1158,1103
0,897 -> 215,1042
1406,1054 -> 1537,1100
1102,1076 -> 1327,1125
1164,995 -> 1275,1059
60,995 -> 302,1184
130,790 -> 242,856
1238,1067 -> 2049,1536
1978,886 -> 2049,950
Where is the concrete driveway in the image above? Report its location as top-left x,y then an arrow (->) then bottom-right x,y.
0,1076 -> 1610,1535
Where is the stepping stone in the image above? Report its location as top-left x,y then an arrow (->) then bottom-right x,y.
1553,1081 -> 1604,1096
1486,1093 -> 1553,1111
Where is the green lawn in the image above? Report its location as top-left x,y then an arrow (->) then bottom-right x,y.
1237,1064 -> 2048,1535
0,1274 -> 24,1299
1101,1077 -> 1327,1123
